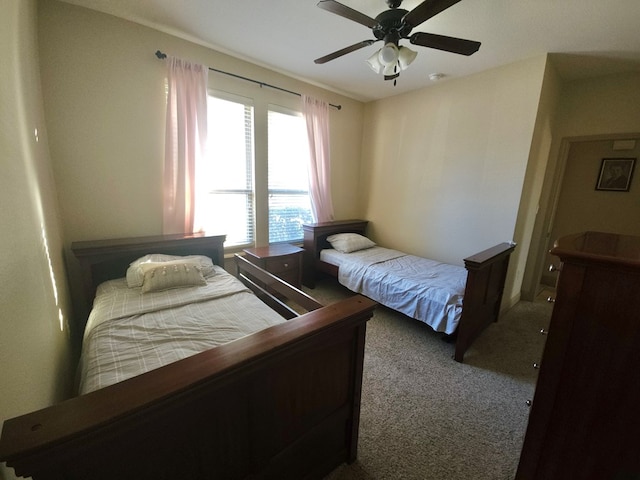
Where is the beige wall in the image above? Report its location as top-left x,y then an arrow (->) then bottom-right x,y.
360,56 -> 548,305
517,61 -> 562,300
0,1 -> 73,478
553,139 -> 640,238
554,72 -> 640,138
38,0 -> 366,248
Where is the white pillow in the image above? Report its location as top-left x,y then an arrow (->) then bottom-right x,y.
326,233 -> 376,253
140,261 -> 206,293
126,254 -> 215,287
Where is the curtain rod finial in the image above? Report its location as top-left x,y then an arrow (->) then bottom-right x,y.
155,50 -> 167,59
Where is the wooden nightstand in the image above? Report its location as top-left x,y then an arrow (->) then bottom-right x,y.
243,244 -> 303,289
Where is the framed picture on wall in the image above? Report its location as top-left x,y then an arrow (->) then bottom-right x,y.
595,158 -> 636,192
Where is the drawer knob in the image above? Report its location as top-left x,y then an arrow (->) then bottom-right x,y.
540,329 -> 548,335
526,400 -> 532,407
533,362 -> 540,369
283,263 -> 289,268
548,264 -> 561,272
547,296 -> 555,303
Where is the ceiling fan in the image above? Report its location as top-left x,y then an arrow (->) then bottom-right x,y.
314,0 -> 480,82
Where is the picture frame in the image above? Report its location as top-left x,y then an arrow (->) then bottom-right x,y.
595,158 -> 635,192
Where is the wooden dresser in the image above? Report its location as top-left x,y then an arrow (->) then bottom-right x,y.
515,231 -> 640,480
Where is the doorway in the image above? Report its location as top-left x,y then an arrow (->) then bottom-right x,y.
522,133 -> 640,299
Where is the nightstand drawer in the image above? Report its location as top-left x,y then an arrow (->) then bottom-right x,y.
265,254 -> 300,275
243,244 -> 304,290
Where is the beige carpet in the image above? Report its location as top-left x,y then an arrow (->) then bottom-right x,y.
307,279 -> 554,480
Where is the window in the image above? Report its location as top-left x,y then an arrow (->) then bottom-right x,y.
200,96 -> 313,247
200,94 -> 254,246
267,107 -> 313,243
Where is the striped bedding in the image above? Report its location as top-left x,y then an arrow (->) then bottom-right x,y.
78,265 -> 286,394
320,247 -> 467,335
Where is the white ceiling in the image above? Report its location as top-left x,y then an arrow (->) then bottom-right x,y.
59,0 -> 640,102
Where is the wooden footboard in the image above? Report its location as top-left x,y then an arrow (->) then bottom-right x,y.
0,295 -> 375,479
302,220 -> 516,363
0,234 -> 377,479
455,242 -> 516,362
0,296 -> 376,480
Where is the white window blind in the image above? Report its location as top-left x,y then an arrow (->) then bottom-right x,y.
201,95 -> 254,246
267,107 -> 314,243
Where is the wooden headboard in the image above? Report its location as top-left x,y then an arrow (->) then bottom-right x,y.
302,219 -> 368,287
70,233 -> 226,342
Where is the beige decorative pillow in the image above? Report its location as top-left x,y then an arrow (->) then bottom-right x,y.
326,233 -> 376,253
126,254 -> 215,287
140,261 -> 206,293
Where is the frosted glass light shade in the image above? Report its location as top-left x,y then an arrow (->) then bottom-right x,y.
398,46 -> 417,70
367,50 -> 383,73
382,63 -> 398,76
379,43 -> 399,65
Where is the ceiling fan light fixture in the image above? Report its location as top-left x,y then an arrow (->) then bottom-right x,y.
397,46 -> 417,70
367,42 -> 405,77
315,0 -> 481,82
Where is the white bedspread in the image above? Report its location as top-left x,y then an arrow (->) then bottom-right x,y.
321,247 -> 467,334
78,266 -> 286,394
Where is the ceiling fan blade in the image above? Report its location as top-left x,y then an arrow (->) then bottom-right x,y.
317,0 -> 378,28
410,32 -> 480,55
403,0 -> 464,29
314,40 -> 377,64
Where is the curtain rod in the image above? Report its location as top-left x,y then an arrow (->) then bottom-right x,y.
155,50 -> 341,110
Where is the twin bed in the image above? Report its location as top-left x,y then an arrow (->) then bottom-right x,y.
303,220 -> 516,363
0,233 -> 376,480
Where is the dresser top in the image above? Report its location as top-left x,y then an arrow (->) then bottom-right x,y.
551,231 -> 640,268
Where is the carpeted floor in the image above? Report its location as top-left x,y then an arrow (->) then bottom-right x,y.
307,278 -> 554,480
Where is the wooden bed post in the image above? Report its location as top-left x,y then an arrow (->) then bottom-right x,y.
347,322 -> 368,463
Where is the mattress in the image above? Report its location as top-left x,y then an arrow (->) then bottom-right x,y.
320,247 -> 467,334
78,265 -> 286,394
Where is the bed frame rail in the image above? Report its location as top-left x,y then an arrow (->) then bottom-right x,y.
235,253 -> 323,318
